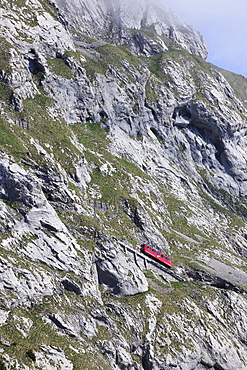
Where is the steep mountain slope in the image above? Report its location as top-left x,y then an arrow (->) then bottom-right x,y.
215,65 -> 247,108
0,0 -> 246,369
54,0 -> 208,58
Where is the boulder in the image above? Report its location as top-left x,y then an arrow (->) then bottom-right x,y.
96,240 -> 148,297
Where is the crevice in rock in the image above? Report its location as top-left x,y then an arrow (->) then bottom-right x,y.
141,343 -> 153,370
27,49 -> 45,86
214,363 -> 225,370
28,52 -> 45,76
48,314 -> 76,338
40,220 -> 59,233
144,101 -> 158,122
61,278 -> 82,296
173,105 -> 192,127
150,127 -> 162,141
49,314 -> 67,330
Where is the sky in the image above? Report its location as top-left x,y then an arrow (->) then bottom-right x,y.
162,0 -> 247,77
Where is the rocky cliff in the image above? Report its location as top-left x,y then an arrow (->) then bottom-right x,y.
0,0 -> 246,369
54,0 -> 208,58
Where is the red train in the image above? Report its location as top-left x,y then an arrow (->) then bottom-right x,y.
140,244 -> 172,268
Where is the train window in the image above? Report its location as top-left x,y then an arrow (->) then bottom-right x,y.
161,255 -> 164,258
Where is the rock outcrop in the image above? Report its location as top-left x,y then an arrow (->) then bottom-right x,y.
54,0 -> 208,58
96,239 -> 148,297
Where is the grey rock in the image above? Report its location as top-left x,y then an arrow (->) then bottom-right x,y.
48,314 -> 77,337
35,345 -> 74,370
54,0 -> 208,58
61,278 -> 83,295
0,1 -> 247,369
96,240 -> 148,297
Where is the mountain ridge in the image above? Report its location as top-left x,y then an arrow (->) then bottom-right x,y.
53,0 -> 208,59
0,0 -> 246,369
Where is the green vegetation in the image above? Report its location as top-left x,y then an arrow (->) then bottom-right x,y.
38,0 -> 59,19
73,121 -> 149,207
0,291 -> 116,369
0,117 -> 28,160
0,37 -> 12,74
98,44 -> 140,68
48,57 -> 72,79
148,52 -> 166,79
0,83 -> 13,105
215,66 -> 247,108
80,43 -> 143,82
21,95 -> 80,174
72,121 -> 110,152
8,0 -> 27,8
82,54 -> 108,82
135,25 -> 158,40
0,358 -> 6,370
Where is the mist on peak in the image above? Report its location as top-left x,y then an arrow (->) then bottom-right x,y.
53,0 -> 208,58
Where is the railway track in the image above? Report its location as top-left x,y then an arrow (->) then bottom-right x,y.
118,243 -> 247,292
119,242 -> 184,282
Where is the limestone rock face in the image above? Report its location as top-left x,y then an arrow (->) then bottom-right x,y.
0,151 -> 101,307
96,240 -> 148,297
0,0 -> 247,369
54,0 -> 208,58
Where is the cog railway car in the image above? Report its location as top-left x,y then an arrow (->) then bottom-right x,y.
140,244 -> 172,268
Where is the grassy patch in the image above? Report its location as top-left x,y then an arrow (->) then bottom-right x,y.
47,57 -> 72,79
215,66 -> 247,108
72,122 -> 148,207
38,0 -> 59,19
98,44 -> 140,68
0,83 -> 13,104
72,122 -> 110,152
0,117 -> 28,160
82,54 -> 108,82
147,53 -> 172,83
0,293 -> 114,369
8,0 -> 27,8
20,95 -> 80,173
0,37 -> 12,74
82,43 -> 142,82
